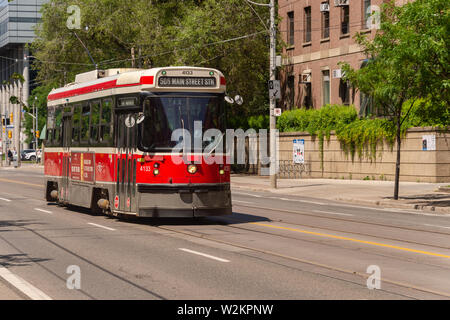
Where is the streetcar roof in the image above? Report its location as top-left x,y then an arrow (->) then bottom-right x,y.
47,66 -> 226,107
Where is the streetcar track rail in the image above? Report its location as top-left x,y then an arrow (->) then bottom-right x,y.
153,223 -> 450,299
230,203 -> 450,242
0,225 -> 166,300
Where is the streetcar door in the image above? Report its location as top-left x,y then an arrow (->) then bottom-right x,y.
60,115 -> 72,202
116,112 -> 138,213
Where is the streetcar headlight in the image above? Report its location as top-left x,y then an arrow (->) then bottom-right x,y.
187,164 -> 198,174
153,169 -> 160,175
153,163 -> 160,168
219,169 -> 225,175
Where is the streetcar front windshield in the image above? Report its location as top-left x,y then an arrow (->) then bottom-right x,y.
139,94 -> 225,152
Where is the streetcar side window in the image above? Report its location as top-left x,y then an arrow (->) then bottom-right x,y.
54,107 -> 63,146
80,104 -> 90,143
90,100 -> 101,143
100,99 -> 113,144
46,107 -> 55,146
72,105 -> 81,144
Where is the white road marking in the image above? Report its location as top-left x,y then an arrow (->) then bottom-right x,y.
87,223 -> 116,231
34,208 -> 52,214
232,200 -> 255,204
0,266 -> 52,300
234,192 -> 263,198
179,248 -> 230,263
0,197 -> 11,202
424,224 -> 450,230
313,210 -> 354,217
276,198 -> 326,205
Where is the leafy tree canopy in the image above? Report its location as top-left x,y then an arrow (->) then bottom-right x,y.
31,0 -> 271,120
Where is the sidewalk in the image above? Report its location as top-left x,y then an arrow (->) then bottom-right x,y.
231,174 -> 450,214
0,162 -> 44,172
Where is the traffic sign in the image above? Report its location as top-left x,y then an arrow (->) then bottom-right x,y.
268,80 -> 281,100
274,108 -> 282,117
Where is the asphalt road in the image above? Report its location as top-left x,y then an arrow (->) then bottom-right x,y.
0,168 -> 450,300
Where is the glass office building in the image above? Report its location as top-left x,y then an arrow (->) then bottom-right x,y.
0,0 -> 46,83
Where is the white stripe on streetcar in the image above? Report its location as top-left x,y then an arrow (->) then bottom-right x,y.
0,197 -> 11,202
87,223 -> 116,231
0,266 -> 52,300
34,208 -> 53,214
313,210 -> 354,217
179,248 -> 230,263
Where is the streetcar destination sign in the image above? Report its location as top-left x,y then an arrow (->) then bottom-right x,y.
158,76 -> 216,87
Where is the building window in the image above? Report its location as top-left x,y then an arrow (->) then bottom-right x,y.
287,11 -> 295,46
304,7 -> 311,43
341,5 -> 350,35
322,6 -> 330,39
322,70 -> 330,106
287,75 -> 295,108
339,79 -> 350,105
363,0 -> 371,29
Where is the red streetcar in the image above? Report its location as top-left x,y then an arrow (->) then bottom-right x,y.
44,67 -> 232,218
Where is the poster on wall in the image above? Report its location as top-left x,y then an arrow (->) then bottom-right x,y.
293,139 -> 305,164
422,135 -> 436,151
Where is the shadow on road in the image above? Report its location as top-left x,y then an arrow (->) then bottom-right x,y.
54,203 -> 271,226
0,253 -> 50,268
0,219 -> 45,232
109,211 -> 271,227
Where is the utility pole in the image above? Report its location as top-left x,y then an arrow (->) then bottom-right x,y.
34,96 -> 38,153
245,0 -> 278,188
269,0 -> 277,189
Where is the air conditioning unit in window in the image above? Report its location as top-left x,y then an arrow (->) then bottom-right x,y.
320,3 -> 330,12
334,0 -> 349,6
333,69 -> 346,79
301,74 -> 311,83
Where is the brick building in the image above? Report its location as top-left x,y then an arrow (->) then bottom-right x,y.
279,0 -> 385,115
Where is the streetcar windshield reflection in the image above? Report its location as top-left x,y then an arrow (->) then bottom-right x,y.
139,95 -> 225,152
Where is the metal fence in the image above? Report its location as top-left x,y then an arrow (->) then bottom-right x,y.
277,160 -> 309,179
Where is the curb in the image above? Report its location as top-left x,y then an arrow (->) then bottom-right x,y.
335,197 -> 450,215
438,186 -> 450,193
231,184 -> 450,215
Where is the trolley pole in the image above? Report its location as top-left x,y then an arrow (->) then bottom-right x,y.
269,0 -> 277,189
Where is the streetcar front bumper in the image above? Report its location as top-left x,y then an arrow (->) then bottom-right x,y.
136,183 -> 232,218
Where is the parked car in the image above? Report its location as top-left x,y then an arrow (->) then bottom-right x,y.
21,149 -> 41,162
21,149 -> 34,160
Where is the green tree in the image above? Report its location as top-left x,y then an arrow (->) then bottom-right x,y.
31,0 -> 271,121
340,0 -> 449,199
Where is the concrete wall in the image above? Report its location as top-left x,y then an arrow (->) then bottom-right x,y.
273,127 -> 449,183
